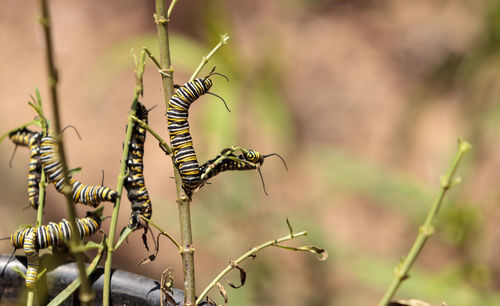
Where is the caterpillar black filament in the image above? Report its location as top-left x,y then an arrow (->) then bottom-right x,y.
125,102 -> 152,229
9,213 -> 101,287
9,128 -> 44,209
40,132 -> 117,206
199,147 -> 288,195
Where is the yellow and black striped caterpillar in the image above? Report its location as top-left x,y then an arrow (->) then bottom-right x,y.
8,213 -> 101,287
199,147 -> 287,195
40,132 -> 117,207
9,128 -> 44,209
125,102 -> 152,229
167,72 -> 229,194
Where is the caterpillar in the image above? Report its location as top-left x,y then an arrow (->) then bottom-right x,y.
40,132 -> 117,207
23,228 -> 38,288
8,213 -> 101,287
125,102 -> 152,229
199,147 -> 287,195
9,128 -> 44,209
9,128 -> 39,147
166,71 -> 229,194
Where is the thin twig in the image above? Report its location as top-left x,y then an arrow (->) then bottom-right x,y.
167,0 -> 179,20
140,215 -> 181,250
130,115 -> 172,155
189,34 -> 230,82
378,139 -> 472,306
37,0 -> 92,304
196,230 -> 308,305
102,50 -> 146,306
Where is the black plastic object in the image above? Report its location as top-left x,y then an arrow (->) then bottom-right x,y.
0,254 -> 213,305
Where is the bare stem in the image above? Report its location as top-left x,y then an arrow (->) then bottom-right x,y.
167,0 -> 179,19
130,115 -> 172,155
378,139 -> 472,306
196,230 -> 308,305
153,0 -> 197,304
140,215 -> 181,250
37,0 -> 92,304
188,34 -> 230,82
102,50 -> 146,306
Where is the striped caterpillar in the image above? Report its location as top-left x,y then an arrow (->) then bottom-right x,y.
125,102 -> 152,229
166,71 -> 229,195
40,132 -> 117,206
7,213 -> 101,287
199,146 -> 287,195
9,128 -> 44,209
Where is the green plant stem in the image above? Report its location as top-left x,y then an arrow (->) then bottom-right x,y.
153,1 -> 197,305
167,0 -> 179,19
189,33 -> 230,82
102,51 -> 146,306
143,47 -> 164,72
36,170 -> 47,227
378,139 -> 472,306
27,290 -> 35,305
38,0 -> 92,304
130,115 -> 172,155
196,230 -> 308,305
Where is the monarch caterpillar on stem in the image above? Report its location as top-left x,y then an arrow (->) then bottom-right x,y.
199,146 -> 288,195
125,102 -> 153,230
40,131 -> 117,206
9,128 -> 44,209
2,212 -> 101,287
166,68 -> 229,195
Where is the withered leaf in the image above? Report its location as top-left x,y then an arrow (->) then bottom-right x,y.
227,265 -> 246,289
216,282 -> 228,306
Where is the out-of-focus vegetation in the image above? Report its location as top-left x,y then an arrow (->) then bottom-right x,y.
1,0 -> 500,305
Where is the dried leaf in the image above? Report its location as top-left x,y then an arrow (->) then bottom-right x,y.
227,265 -> 246,289
141,230 -> 149,252
275,244 -> 328,261
205,296 -> 217,306
137,254 -> 156,266
161,267 -> 175,306
216,282 -> 228,306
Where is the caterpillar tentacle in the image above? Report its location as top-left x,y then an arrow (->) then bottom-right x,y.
9,128 -> 44,209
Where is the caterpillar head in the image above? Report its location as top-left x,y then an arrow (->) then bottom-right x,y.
202,78 -> 213,91
244,150 -> 264,165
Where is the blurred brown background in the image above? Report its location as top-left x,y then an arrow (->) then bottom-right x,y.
1,0 -> 500,305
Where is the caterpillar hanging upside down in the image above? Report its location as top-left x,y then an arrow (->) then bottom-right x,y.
166,68 -> 229,195
125,102 -> 153,230
198,146 -> 288,195
8,128 -> 44,209
40,130 -> 117,207
4,212 -> 101,288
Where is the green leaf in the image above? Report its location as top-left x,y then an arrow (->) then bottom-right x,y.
12,266 -> 25,279
115,226 -> 133,250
